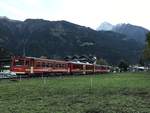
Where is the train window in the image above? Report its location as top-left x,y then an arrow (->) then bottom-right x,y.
62,64 -> 65,68
65,64 -> 67,68
48,63 -> 53,67
58,64 -> 61,67
25,60 -> 29,66
102,66 -> 105,69
77,65 -> 83,69
30,59 -> 34,66
61,64 -> 63,68
42,62 -> 45,67
46,63 -> 49,67
57,64 -> 59,68
47,63 -> 50,67
55,64 -> 59,68
73,64 -> 82,69
55,64 -> 62,68
36,62 -> 41,67
14,59 -> 24,66
73,65 -> 77,69
86,65 -> 93,70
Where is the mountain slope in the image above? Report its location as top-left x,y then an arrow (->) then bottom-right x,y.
0,17 -> 144,64
113,23 -> 149,43
97,22 -> 149,44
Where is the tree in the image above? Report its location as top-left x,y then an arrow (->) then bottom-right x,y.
96,58 -> 108,65
144,32 -> 150,60
144,46 -> 150,60
118,60 -> 129,72
139,57 -> 145,66
146,32 -> 150,48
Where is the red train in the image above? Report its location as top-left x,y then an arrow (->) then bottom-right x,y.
10,56 -> 110,76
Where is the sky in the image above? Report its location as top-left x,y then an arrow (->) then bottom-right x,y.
0,0 -> 150,30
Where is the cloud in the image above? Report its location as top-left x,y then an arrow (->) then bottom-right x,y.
59,0 -> 150,29
0,1 -> 28,20
16,0 -> 58,19
0,0 -> 50,20
19,0 -> 42,8
0,0 -> 150,29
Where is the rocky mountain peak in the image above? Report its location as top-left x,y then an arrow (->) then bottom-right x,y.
96,22 -> 113,31
97,22 -> 149,43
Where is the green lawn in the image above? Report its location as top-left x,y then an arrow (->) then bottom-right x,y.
0,72 -> 150,113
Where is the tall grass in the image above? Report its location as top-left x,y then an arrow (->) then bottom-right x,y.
0,72 -> 150,113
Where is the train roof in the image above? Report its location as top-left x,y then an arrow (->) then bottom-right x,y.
12,56 -> 111,67
69,61 -> 93,65
12,56 -> 68,63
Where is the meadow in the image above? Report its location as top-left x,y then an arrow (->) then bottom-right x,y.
0,72 -> 150,113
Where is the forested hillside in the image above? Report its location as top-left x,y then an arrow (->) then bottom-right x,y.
0,17 -> 144,64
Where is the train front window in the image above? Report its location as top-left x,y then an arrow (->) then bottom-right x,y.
25,60 -> 29,66
14,59 -> 24,66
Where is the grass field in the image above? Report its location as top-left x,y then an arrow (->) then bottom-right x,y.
0,72 -> 150,113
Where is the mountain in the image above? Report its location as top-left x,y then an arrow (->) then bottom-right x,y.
96,22 -> 113,31
0,47 -> 12,58
113,24 -> 149,43
97,22 -> 149,44
0,17 -> 144,64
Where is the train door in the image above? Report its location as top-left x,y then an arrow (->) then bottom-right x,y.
30,59 -> 34,74
83,64 -> 86,75
68,63 -> 73,75
93,64 -> 95,74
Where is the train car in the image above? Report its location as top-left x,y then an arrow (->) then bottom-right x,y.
10,56 -> 69,75
85,63 -> 94,74
10,56 -> 110,76
68,62 -> 94,75
68,62 -> 86,74
94,64 -> 110,73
